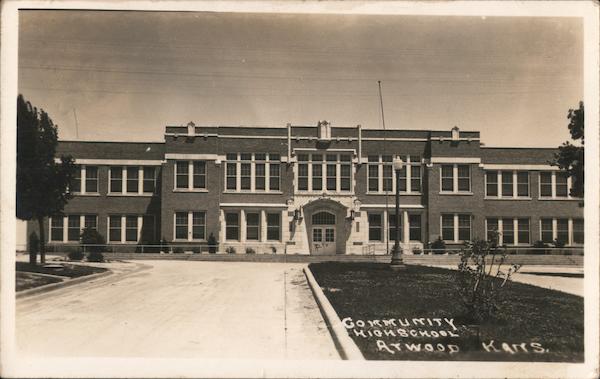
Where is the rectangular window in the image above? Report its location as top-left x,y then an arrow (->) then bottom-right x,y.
246,212 -> 260,241
240,163 -> 251,190
225,212 -> 240,240
517,172 -> 529,197
126,167 -> 139,193
457,165 -> 471,192
269,163 -> 280,191
556,218 -> 569,244
67,215 -> 80,242
501,171 -> 513,197
441,214 -> 454,241
555,172 -> 569,197
326,164 -> 337,191
267,213 -> 281,241
193,161 -> 206,189
175,161 -> 189,189
175,212 -> 188,240
50,217 -> 64,241
397,165 -> 407,192
125,216 -> 138,242
84,215 -> 97,230
109,216 -> 121,242
501,218 -> 514,245
486,218 -> 499,242
72,166 -> 82,193
458,214 -> 471,241
368,156 -> 379,192
110,166 -> 123,193
540,172 -> 553,197
388,213 -> 402,242
143,167 -> 156,193
383,164 -> 393,192
192,212 -> 206,240
517,218 -> 530,245
298,164 -> 309,191
368,213 -> 382,241
409,214 -> 422,241
411,165 -> 421,192
486,171 -> 498,197
85,166 -> 99,193
226,162 -> 237,190
255,163 -> 265,190
340,164 -> 351,191
441,165 -> 454,192
541,218 -> 553,243
573,219 -> 584,244
312,163 -> 323,191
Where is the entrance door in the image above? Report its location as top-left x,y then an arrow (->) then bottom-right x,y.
310,211 -> 336,255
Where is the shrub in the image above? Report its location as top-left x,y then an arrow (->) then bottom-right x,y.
87,251 -> 104,262
208,233 -> 218,254
552,238 -> 566,249
173,246 -> 184,254
226,246 -> 236,254
532,240 -> 549,255
455,235 -> 521,323
271,246 -> 277,254
80,227 -> 106,254
192,246 -> 201,254
430,237 -> 446,255
245,247 -> 256,254
68,250 -> 84,261
412,247 -> 423,255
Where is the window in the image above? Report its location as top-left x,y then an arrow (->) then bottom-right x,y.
486,218 -> 499,242
573,219 -> 584,244
225,153 -> 280,192
409,214 -> 422,241
517,218 -> 530,245
457,165 -> 471,192
368,156 -> 379,192
397,165 -> 407,192
312,161 -> 323,191
442,214 -> 471,242
340,160 -> 351,191
193,161 -> 206,189
298,162 -> 309,191
126,167 -> 139,193
367,155 -> 421,193
84,215 -> 97,230
501,172 -> 513,197
240,162 -> 251,190
269,162 -> 280,191
501,218 -> 514,245
517,172 -> 529,197
486,172 -> 498,197
50,217 -> 64,241
125,216 -> 138,242
555,173 -> 569,197
226,162 -> 237,190
255,163 -> 265,190
556,218 -> 569,244
225,212 -> 240,240
109,216 -> 122,242
441,164 -> 471,193
143,167 -> 156,193
246,213 -> 260,240
192,212 -> 206,240
313,211 -> 336,225
267,213 -> 281,241
388,213 -> 402,242
296,152 -> 354,193
67,215 -> 80,241
85,166 -> 99,193
368,213 -> 382,241
110,166 -> 123,193
175,212 -> 188,240
541,218 -> 553,243
441,165 -> 454,192
383,163 -> 393,192
540,172 -> 553,197
487,218 -> 530,245
411,164 -> 422,192
326,162 -> 337,191
71,166 -> 82,193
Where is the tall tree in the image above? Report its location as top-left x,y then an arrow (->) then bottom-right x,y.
16,94 -> 77,265
552,101 -> 584,198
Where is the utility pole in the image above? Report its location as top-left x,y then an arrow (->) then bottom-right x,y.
378,81 -> 390,255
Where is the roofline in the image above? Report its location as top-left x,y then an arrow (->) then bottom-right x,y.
58,140 -> 165,144
481,146 -> 558,150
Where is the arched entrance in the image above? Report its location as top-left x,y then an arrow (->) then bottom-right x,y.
311,211 -> 336,255
302,198 -> 349,255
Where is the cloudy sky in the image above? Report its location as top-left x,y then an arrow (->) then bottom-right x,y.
18,10 -> 583,147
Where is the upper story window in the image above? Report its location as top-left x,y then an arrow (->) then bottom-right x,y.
297,152 -> 352,193
175,161 -> 206,191
110,166 -> 157,195
440,164 -> 471,193
485,171 -> 530,198
225,153 -> 280,192
539,171 -> 575,199
366,155 -> 421,194
69,165 -> 99,194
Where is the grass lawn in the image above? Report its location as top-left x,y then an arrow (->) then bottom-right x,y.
16,262 -> 107,278
309,262 -> 583,362
16,272 -> 63,292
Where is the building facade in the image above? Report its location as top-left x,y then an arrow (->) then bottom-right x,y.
31,121 -> 584,255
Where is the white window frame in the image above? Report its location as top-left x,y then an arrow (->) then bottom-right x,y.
49,214 -> 98,243
439,164 -> 471,194
106,215 -> 143,244
174,161 -> 207,192
485,218 -> 531,246
365,155 -> 421,194
223,153 -> 281,193
109,166 -> 157,196
440,213 -> 471,242
295,152 -> 354,194
484,170 -> 531,199
538,171 -> 576,200
70,165 -> 100,195
173,211 -> 207,241
538,217 -> 583,246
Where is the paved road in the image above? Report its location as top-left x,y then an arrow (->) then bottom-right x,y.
17,261 -> 339,359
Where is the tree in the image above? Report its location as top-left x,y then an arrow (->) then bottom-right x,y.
552,101 -> 584,198
16,94 -> 77,265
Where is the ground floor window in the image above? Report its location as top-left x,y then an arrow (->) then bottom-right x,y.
367,212 -> 422,242
49,214 -> 98,243
368,213 -> 382,241
409,214 -> 422,241
50,217 -> 64,242
441,214 -> 471,243
246,212 -> 260,240
540,217 -> 584,246
225,212 -> 240,241
108,215 -> 147,243
267,213 -> 281,241
174,211 -> 206,241
486,218 -> 529,245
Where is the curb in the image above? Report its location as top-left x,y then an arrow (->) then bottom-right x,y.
303,266 -> 364,360
17,269 -> 113,299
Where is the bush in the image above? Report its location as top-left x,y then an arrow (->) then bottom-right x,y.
173,247 -> 184,254
87,251 -> 104,262
412,247 -> 423,255
245,247 -> 256,254
552,238 -> 566,248
455,236 -> 521,323
532,240 -> 549,255
80,227 -> 106,254
192,246 -> 201,254
208,233 -> 218,254
68,250 -> 84,261
430,237 -> 446,255
226,246 -> 236,254
271,246 -> 277,254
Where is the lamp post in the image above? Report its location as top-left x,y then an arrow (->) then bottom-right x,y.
391,155 -> 405,269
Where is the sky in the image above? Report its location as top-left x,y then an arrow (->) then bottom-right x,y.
18,10 -> 583,147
